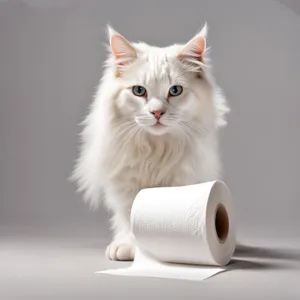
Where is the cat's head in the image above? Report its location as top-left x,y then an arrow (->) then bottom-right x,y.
105,24 -> 227,137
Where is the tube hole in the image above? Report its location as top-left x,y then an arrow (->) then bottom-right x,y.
215,204 -> 229,243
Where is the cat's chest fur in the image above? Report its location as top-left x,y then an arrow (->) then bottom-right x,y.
106,136 -> 204,194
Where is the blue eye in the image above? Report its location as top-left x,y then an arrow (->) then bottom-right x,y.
169,85 -> 183,97
132,86 -> 147,97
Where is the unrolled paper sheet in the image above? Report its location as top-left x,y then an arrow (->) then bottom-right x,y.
97,181 -> 236,281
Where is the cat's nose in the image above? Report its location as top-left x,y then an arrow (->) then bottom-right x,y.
151,109 -> 165,120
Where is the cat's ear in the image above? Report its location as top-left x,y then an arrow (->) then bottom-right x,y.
178,23 -> 207,64
107,26 -> 137,67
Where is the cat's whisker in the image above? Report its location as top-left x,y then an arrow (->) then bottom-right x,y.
113,118 -> 134,127
116,130 -> 139,152
179,122 -> 202,143
136,126 -> 144,150
165,115 -> 179,120
186,128 -> 200,142
112,123 -> 137,141
178,124 -> 195,143
112,125 -> 140,150
122,126 -> 140,148
187,130 -> 201,143
181,121 -> 208,135
185,124 -> 204,134
112,123 -> 135,135
162,120 -> 176,126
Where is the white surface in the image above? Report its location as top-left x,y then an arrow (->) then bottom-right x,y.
1,226 -> 300,300
99,181 -> 236,281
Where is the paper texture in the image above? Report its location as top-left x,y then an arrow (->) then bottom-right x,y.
99,248 -> 225,281
98,181 -> 236,281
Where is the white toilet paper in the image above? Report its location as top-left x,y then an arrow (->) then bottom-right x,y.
98,180 -> 236,281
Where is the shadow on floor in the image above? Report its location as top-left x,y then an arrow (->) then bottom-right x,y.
234,244 -> 300,261
228,258 -> 297,271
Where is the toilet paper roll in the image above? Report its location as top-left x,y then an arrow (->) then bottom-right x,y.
98,180 -> 236,281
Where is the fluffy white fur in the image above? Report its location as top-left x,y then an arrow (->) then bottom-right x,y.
72,24 -> 229,261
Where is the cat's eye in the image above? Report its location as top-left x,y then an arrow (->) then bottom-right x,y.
132,86 -> 147,97
169,85 -> 183,97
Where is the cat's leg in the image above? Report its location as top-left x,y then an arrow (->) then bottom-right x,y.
105,190 -> 136,261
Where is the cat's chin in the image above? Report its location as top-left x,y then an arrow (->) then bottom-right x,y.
145,123 -> 169,136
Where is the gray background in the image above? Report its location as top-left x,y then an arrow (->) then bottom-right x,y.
0,0 -> 300,299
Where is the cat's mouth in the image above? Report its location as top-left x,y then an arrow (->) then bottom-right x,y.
146,121 -> 168,135
153,122 -> 165,127
152,119 -> 167,127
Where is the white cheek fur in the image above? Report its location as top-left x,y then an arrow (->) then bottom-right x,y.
116,90 -> 145,115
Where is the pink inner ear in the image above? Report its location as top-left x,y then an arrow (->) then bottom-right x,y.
180,35 -> 206,62
194,52 -> 203,62
197,36 -> 206,54
192,36 -> 206,61
110,34 -> 137,61
111,35 -> 123,59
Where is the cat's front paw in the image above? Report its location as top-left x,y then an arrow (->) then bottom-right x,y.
106,240 -> 135,261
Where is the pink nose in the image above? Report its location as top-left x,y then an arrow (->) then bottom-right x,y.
151,110 -> 165,120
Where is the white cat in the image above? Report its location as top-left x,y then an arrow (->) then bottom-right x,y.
72,24 -> 229,261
